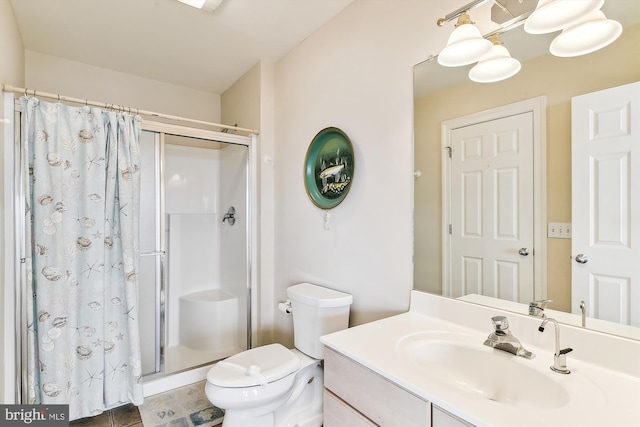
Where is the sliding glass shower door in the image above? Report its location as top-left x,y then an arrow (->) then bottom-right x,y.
138,125 -> 251,378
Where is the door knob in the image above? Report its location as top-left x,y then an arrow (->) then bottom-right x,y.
519,248 -> 530,256
575,254 -> 589,264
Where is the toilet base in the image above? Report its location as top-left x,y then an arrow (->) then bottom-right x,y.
222,411 -> 274,427
274,364 -> 323,427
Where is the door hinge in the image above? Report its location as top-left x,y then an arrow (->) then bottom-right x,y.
449,224 -> 452,234
445,146 -> 452,158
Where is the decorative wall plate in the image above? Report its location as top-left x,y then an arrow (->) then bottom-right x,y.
304,127 -> 355,209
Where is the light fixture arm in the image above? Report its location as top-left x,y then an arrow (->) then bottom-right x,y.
437,0 -> 491,26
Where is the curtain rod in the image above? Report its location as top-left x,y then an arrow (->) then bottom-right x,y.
2,84 -> 259,135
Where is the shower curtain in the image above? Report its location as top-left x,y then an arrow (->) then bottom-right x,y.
21,97 -> 144,420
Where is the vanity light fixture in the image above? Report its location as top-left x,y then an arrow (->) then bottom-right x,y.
468,34 -> 521,83
549,9 -> 622,57
437,12 -> 493,67
524,0 -> 604,34
436,0 -> 622,83
176,0 -> 223,12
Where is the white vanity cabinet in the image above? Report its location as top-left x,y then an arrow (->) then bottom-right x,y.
321,292 -> 640,427
323,347 -> 474,427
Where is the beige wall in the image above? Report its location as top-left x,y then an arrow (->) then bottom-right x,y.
271,0 -> 458,346
221,61 -> 277,347
0,0 -> 24,404
222,62 -> 260,130
414,23 -> 640,311
25,50 -> 221,123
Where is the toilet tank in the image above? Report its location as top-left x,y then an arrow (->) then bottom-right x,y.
287,283 -> 353,359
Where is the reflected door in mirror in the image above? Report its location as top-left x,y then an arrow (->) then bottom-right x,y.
449,113 -> 534,303
572,81 -> 640,327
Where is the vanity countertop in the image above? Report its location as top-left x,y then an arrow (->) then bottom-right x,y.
320,291 -> 640,427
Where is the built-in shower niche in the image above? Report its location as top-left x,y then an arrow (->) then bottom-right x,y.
165,213 -> 243,374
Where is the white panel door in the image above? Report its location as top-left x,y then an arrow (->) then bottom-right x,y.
572,81 -> 640,327
450,112 -> 534,303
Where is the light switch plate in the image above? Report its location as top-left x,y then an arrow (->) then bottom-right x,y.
548,222 -> 571,238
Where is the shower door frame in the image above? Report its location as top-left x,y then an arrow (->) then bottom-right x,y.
139,120 -> 256,383
5,91 -> 257,402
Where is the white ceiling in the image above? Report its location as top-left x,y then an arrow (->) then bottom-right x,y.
10,0 -> 354,94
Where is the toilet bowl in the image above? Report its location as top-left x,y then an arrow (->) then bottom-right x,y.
205,283 -> 353,427
205,344 -> 323,427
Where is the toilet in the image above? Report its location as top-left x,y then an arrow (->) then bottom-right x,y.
205,283 -> 353,427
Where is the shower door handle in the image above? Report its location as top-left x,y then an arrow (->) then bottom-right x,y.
140,251 -> 166,257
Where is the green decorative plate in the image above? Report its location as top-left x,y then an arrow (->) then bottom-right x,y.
304,127 -> 355,209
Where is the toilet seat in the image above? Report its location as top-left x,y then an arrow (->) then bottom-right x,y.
207,343 -> 301,388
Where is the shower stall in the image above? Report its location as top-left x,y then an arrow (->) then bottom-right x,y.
7,90 -> 255,402
137,123 -> 254,381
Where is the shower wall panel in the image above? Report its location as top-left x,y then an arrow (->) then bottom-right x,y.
165,142 -> 221,213
166,213 -> 220,347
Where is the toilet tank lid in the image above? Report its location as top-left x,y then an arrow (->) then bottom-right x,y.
287,283 -> 353,308
207,344 -> 300,388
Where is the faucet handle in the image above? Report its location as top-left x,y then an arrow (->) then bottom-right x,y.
491,316 -> 509,332
529,299 -> 553,317
559,347 -> 573,356
553,347 -> 573,374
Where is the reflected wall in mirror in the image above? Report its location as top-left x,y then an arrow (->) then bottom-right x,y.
413,0 -> 640,339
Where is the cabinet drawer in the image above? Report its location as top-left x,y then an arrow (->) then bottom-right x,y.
324,347 -> 430,427
432,406 -> 475,427
324,390 -> 377,427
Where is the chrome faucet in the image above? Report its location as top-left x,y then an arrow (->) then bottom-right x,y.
483,316 -> 534,359
538,318 -> 572,374
529,299 -> 553,318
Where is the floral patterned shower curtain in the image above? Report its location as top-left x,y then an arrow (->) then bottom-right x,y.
21,97 -> 144,420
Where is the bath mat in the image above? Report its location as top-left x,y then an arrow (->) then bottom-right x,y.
139,381 -> 224,427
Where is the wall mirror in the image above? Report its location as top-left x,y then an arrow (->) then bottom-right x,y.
413,0 -> 640,340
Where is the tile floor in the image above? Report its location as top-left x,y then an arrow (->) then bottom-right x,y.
70,403 -> 142,427
138,382 -> 223,427
69,382 -> 223,427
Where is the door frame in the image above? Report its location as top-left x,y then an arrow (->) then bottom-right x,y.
441,96 -> 547,300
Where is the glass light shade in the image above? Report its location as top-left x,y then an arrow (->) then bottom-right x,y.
438,23 -> 493,67
550,10 -> 622,57
469,44 -> 521,83
524,0 -> 604,34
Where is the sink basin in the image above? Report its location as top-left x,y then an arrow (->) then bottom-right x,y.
397,332 -> 570,409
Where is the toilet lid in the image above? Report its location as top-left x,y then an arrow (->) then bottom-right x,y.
207,343 -> 300,388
